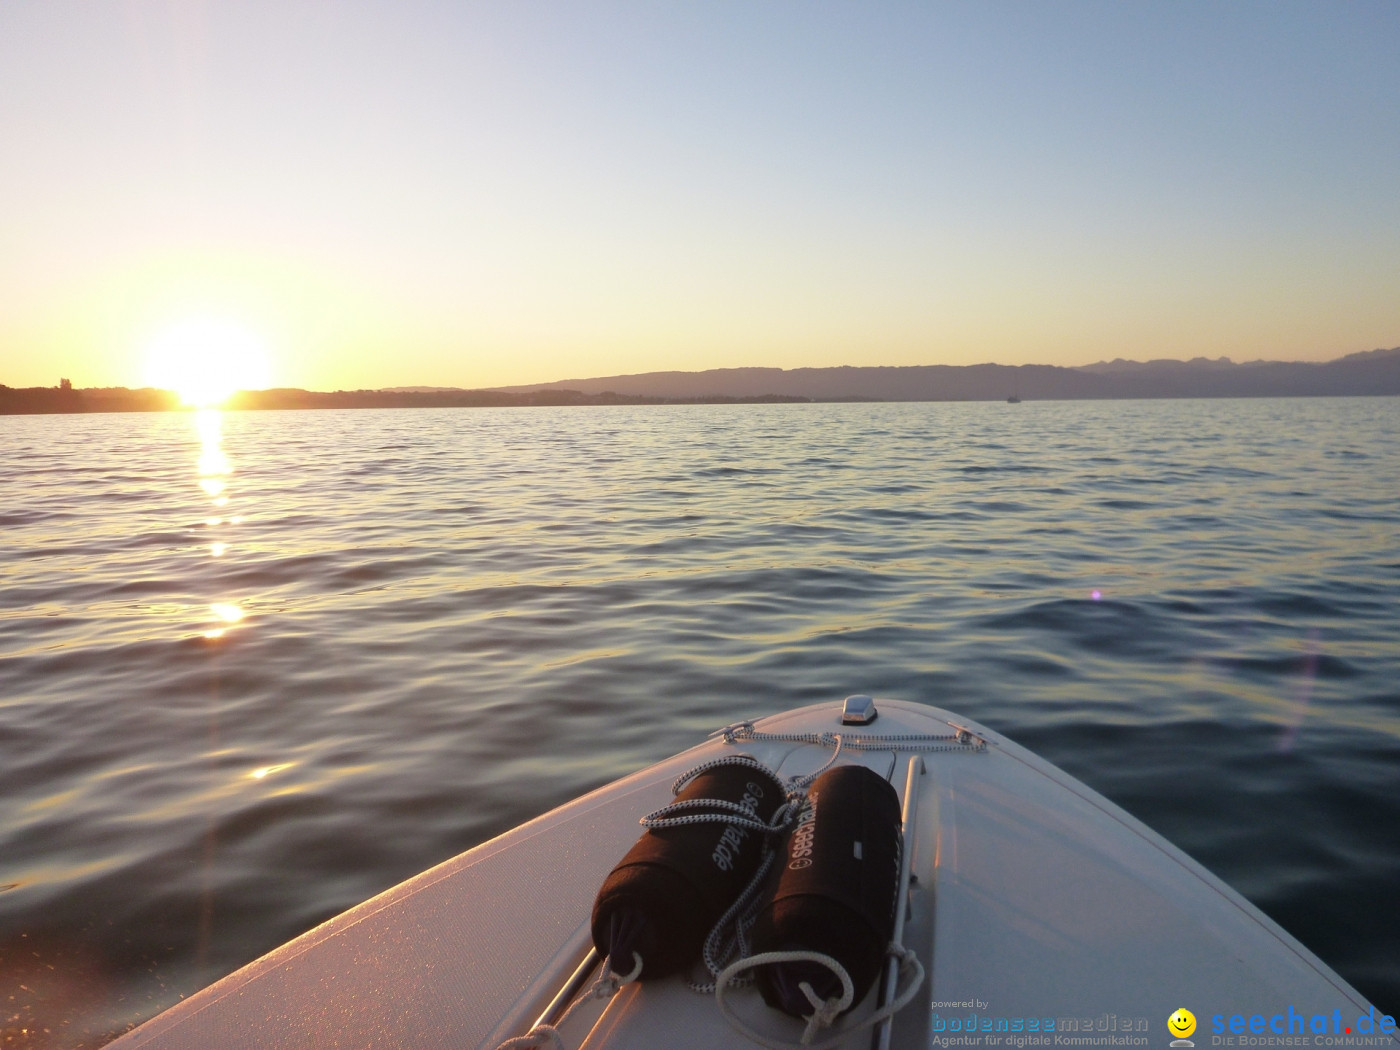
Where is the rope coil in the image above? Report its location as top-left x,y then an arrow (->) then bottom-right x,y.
493,953 -> 642,1050
714,945 -> 925,1050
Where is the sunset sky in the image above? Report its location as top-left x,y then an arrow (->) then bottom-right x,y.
2,2 -> 1397,394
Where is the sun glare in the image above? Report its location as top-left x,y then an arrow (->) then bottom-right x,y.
143,317 -> 272,407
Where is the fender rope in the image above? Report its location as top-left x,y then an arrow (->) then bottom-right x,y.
640,754 -> 802,992
714,945 -> 925,1050
493,952 -> 642,1050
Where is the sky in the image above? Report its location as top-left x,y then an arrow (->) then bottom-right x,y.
1,1 -> 1397,393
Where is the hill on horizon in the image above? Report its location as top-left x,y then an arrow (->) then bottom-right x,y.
491,346 -> 1400,401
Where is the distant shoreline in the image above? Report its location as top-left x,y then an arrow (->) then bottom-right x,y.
0,386 -> 837,415
4,347 -> 1397,414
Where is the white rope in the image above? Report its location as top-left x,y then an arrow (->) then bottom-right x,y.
492,952 -> 642,1050
693,715 -> 975,987
617,721 -> 960,1009
499,716 -> 956,1049
715,720 -> 987,754
636,753 -> 804,992
639,796 -> 785,834
689,822 -> 788,993
641,754 -> 795,834
670,753 -> 770,794
713,945 -> 926,1050
787,733 -> 845,791
654,719 -> 972,994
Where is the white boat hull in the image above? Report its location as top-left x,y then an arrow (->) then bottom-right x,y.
108,700 -> 1394,1049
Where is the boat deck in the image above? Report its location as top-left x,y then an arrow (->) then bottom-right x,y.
108,700 -> 1390,1050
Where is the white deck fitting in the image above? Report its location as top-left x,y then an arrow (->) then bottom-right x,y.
108,700 -> 1394,1050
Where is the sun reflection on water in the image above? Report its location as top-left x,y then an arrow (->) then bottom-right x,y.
248,763 -> 294,780
195,410 -> 231,475
192,408 -> 250,639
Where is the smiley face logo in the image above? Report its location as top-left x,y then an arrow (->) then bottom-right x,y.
1169,1009 -> 1197,1039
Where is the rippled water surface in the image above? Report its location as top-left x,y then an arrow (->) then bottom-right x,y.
2,399 -> 1398,1045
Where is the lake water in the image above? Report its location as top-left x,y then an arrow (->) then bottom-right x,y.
2,399 -> 1397,1046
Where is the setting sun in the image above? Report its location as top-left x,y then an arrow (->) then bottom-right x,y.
143,317 -> 272,407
